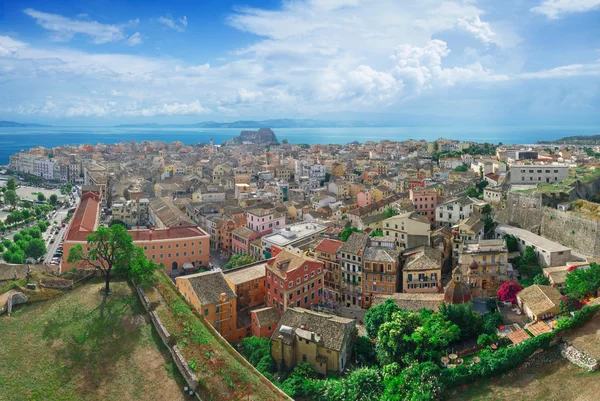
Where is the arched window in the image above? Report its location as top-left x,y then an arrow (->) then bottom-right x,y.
172,261 -> 178,270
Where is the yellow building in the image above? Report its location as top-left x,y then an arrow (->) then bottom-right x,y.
458,239 -> 513,298
402,246 -> 443,293
331,163 -> 345,177
373,185 -> 392,202
271,308 -> 355,375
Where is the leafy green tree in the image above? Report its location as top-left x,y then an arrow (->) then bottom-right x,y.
68,224 -> 137,295
37,193 -> 46,202
369,228 -> 383,238
504,234 -> 518,252
483,311 -> 504,334
109,219 -> 129,228
521,246 -> 537,265
6,177 -> 16,191
533,273 -> 550,286
4,189 -> 19,209
319,368 -> 384,401
560,296 -> 581,314
49,194 -> 58,205
127,247 -> 160,286
382,206 -> 399,219
364,298 -> 400,339
37,221 -> 48,233
376,309 -> 421,366
224,253 -> 256,269
465,187 -> 479,198
355,336 -> 377,366
565,263 -> 600,299
453,164 -> 468,172
26,238 -> 47,259
66,183 -> 73,192
439,302 -> 483,341
477,333 -> 498,347
382,362 -> 443,401
340,226 -> 363,242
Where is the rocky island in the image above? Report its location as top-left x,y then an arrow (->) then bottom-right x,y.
224,128 -> 279,145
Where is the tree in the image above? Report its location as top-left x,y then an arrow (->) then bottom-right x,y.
66,183 -> 73,193
382,362 -> 443,401
370,228 -> 383,238
453,164 -> 468,172
376,309 -> 421,365
382,206 -> 399,219
483,311 -> 504,334
6,177 -> 16,191
127,247 -> 160,286
341,226 -> 362,242
109,219 -> 129,228
364,298 -> 400,339
4,189 -> 19,209
49,194 -> 58,205
281,139 -> 289,144
479,165 -> 484,179
497,281 -> 523,304
504,234 -> 518,252
465,187 -> 479,198
240,336 -> 275,377
67,224 -> 137,295
533,273 -> 550,286
521,246 -> 537,265
224,253 -> 256,269
319,368 -> 384,401
37,193 -> 46,202
26,238 -> 47,259
565,262 -> 600,299
477,333 -> 498,347
560,296 -> 582,314
439,302 -> 483,341
356,336 -> 377,366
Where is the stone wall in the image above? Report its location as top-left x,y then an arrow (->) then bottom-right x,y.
540,208 -> 600,257
560,343 -> 599,371
495,192 -> 600,257
135,286 -> 199,391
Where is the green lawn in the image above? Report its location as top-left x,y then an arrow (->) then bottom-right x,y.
0,280 -> 185,401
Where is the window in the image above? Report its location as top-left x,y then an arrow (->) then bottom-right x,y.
268,271 -> 271,277
304,265 -> 308,271
296,278 -> 300,285
288,282 -> 293,288
204,309 -> 209,316
304,274 -> 308,281
311,271 -> 315,278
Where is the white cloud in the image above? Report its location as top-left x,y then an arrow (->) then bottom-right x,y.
520,62 -> 600,79
123,100 -> 210,116
0,36 -> 27,57
531,0 -> 600,19
157,15 -> 188,32
23,8 -> 133,44
127,32 -> 142,46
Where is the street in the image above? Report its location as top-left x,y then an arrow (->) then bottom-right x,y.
209,249 -> 230,270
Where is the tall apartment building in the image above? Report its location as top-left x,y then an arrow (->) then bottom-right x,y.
265,249 -> 325,315
382,212 -> 432,250
362,246 -> 401,308
436,196 -> 485,228
338,232 -> 369,309
409,187 -> 437,224
314,238 -> 344,307
458,239 -> 513,298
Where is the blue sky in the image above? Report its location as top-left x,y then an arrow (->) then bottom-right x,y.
0,0 -> 599,125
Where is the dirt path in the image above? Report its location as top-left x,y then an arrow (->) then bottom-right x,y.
0,289 -> 19,309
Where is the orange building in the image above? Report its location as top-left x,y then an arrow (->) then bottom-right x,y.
61,191 -> 210,274
223,261 -> 268,341
176,271 -> 237,341
314,238 -> 344,306
250,306 -> 281,338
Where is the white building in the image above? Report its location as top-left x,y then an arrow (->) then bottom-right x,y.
261,222 -> 327,258
436,196 -> 485,227
510,164 -> 569,185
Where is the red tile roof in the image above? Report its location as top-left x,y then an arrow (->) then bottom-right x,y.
315,238 -> 344,254
65,192 -> 101,241
128,226 -> 209,242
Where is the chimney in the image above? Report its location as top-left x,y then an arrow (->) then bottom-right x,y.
220,292 -> 227,303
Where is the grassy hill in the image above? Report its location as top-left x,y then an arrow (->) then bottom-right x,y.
0,280 -> 185,401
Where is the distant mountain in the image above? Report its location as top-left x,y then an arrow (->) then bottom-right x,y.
539,134 -> 600,145
224,128 -> 279,146
0,121 -> 51,127
115,119 -> 378,129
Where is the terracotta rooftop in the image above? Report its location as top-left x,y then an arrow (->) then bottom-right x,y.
517,285 -> 562,317
252,306 -> 281,328
179,271 -> 236,306
128,226 -> 209,241
528,321 -> 552,337
314,238 -> 344,254
372,293 -> 444,311
507,329 -> 532,345
65,192 -> 101,241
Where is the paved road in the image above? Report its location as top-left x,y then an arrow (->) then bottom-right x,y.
210,249 -> 230,270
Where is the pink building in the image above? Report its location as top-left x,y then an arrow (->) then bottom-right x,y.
357,191 -> 373,207
246,208 -> 286,235
232,226 -> 260,255
409,188 -> 437,224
